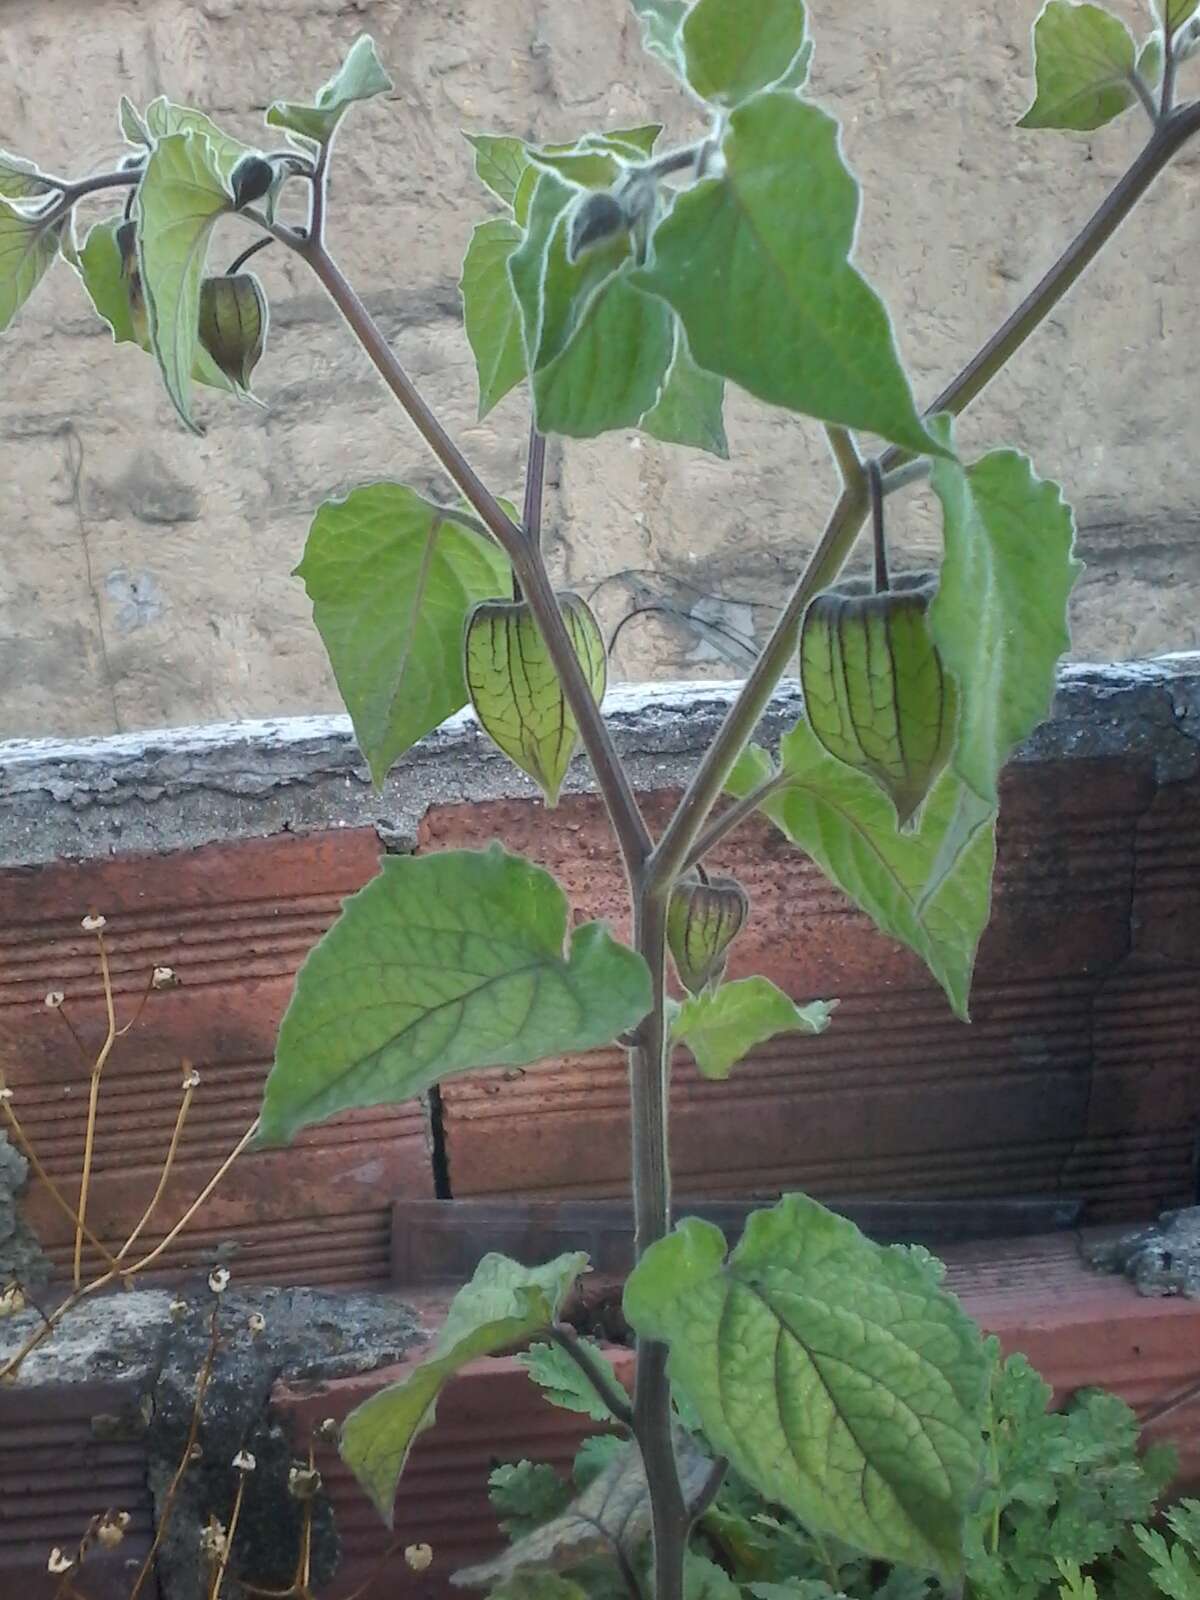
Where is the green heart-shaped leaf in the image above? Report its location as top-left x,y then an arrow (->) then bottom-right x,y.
671,977 -> 835,1080
1018,2 -> 1140,131
623,1195 -> 989,1574
266,34 -> 393,147
259,844 -> 652,1145
0,195 -> 64,332
135,131 -> 233,430
296,482 -> 511,785
681,0 -> 809,106
461,217 -> 526,418
341,1251 -> 587,1522
728,726 -> 996,1019
928,417 -> 1082,811
633,92 -> 945,458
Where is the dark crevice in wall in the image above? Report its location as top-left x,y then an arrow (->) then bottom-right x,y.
427,1085 -> 452,1200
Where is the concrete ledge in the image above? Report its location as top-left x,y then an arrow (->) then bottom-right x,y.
1,657 -> 1197,867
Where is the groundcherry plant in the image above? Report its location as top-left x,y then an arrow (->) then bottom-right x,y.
5,2 -> 1200,1596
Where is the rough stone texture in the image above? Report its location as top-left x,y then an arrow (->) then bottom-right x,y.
1086,1206 -> 1200,1298
0,1286 -> 424,1600
0,657 -> 1196,866
0,1130 -> 50,1290
1,1 -> 1199,740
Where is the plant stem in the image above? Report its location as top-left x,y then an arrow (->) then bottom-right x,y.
869,459 -> 889,594
1162,22 -> 1178,117
648,99 -> 1200,896
74,929 -> 118,1288
628,887 -> 690,1600
1131,70 -> 1161,128
548,1324 -> 634,1427
683,773 -> 789,873
514,418 -> 547,603
227,236 -> 275,276
297,240 -> 652,874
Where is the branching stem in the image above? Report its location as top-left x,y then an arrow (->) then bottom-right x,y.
548,1324 -> 634,1427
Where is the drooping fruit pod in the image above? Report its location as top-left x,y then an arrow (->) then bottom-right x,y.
800,573 -> 957,827
464,592 -> 607,806
115,218 -> 149,345
197,273 -> 268,392
667,874 -> 749,996
229,153 -> 276,211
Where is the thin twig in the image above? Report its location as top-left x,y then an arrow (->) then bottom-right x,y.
824,424 -> 864,489
74,929 -> 118,1288
869,459 -> 889,594
130,1305 -> 221,1600
1,1101 -> 122,1271
227,235 -> 275,276
116,1069 -> 198,1262
548,1323 -> 634,1427
125,1118 -> 259,1277
687,1456 -> 728,1529
683,774 -> 789,873
115,969 -> 157,1038
208,1470 -> 247,1600
1162,21 -> 1178,116
53,1003 -> 92,1066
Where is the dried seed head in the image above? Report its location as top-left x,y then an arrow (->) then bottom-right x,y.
188,1442 -> 204,1464
0,1086 -> 13,1104
95,1512 -> 128,1550
199,1518 -> 228,1562
208,1266 -> 230,1294
232,1448 -> 256,1472
405,1543 -> 434,1573
47,1549 -> 73,1575
80,913 -> 107,933
312,1416 -> 340,1445
44,990 -> 65,1009
247,1311 -> 266,1336
169,1298 -> 189,1323
152,966 -> 179,990
287,1463 -> 322,1501
182,1066 -> 201,1091
0,1282 -> 27,1318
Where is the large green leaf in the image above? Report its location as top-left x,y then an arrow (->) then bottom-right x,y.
258,844 -> 653,1145
143,99 -> 253,182
73,215 -> 236,394
461,217 -> 526,417
728,726 -> 996,1019
455,1434 -> 714,1587
1018,2 -> 1140,131
634,93 -> 943,458
295,482 -> 510,785
0,151 -> 55,201
266,34 -> 393,146
510,168 -> 674,436
681,0 -> 809,106
341,1251 -> 587,1523
928,419 -> 1081,810
135,131 -> 232,431
0,196 -> 64,332
672,977 -> 836,1080
623,1195 -> 989,1575
638,323 -> 729,457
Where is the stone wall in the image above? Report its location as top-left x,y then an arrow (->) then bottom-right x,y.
1,0 -> 1198,740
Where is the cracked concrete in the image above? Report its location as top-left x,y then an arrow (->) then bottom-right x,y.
0,657 -> 1195,867
0,1287 -> 424,1599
